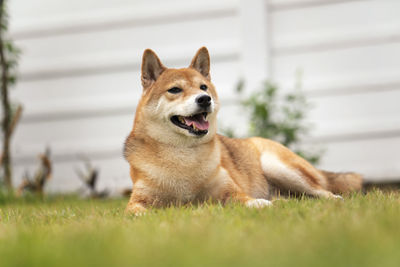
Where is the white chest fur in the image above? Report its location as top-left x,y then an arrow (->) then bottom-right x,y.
133,143 -> 220,202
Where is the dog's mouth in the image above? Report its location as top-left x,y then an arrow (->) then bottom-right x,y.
170,112 -> 209,136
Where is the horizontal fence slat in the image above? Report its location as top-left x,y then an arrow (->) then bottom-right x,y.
269,0 -> 364,11
9,0 -> 239,39
308,89 -> 400,140
272,42 -> 400,95
271,0 -> 400,53
314,136 -> 400,182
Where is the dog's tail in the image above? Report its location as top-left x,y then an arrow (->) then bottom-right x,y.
320,170 -> 363,194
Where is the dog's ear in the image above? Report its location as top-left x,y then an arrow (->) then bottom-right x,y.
190,47 -> 210,80
141,49 -> 166,88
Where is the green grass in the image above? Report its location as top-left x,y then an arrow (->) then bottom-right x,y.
0,190 -> 399,267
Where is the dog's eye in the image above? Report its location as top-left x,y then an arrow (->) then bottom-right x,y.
167,87 -> 183,94
200,84 -> 208,91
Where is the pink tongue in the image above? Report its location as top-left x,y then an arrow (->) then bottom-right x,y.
184,114 -> 209,130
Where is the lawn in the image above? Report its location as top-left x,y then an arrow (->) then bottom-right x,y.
0,190 -> 399,267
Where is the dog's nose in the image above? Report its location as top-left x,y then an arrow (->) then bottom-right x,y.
196,95 -> 211,107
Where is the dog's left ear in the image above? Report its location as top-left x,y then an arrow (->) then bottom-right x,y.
190,47 -> 210,80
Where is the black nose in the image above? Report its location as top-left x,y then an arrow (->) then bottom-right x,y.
196,95 -> 211,107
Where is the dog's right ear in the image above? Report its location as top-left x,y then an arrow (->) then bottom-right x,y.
141,49 -> 166,89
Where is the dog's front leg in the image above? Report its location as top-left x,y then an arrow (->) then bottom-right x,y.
125,201 -> 148,216
125,180 -> 154,216
125,194 -> 149,216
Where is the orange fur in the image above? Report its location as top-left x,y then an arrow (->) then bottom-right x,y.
124,47 -> 362,215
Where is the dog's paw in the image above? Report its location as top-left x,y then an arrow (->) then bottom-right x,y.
245,198 -> 272,208
332,194 -> 344,201
316,190 -> 344,201
125,203 -> 147,216
323,191 -> 344,200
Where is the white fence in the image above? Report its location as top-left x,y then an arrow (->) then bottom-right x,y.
7,0 -> 400,192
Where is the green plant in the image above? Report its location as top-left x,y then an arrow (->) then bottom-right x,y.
0,0 -> 21,190
225,80 -> 322,164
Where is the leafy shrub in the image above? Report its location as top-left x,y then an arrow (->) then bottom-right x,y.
224,81 -> 322,164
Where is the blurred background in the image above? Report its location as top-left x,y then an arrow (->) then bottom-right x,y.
6,0 -> 400,194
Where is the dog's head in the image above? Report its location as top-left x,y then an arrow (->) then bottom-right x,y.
134,47 -> 219,145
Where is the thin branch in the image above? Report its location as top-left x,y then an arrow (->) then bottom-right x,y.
0,0 -> 12,189
9,104 -> 22,136
17,149 -> 52,195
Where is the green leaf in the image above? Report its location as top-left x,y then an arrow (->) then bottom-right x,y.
234,79 -> 322,164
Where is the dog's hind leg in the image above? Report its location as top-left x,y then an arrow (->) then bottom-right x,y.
260,151 -> 341,199
250,138 -> 341,199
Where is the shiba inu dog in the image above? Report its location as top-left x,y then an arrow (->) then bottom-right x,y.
124,47 -> 362,215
